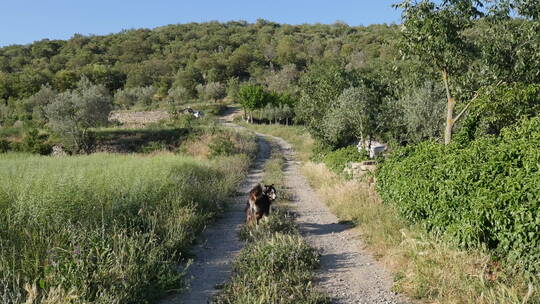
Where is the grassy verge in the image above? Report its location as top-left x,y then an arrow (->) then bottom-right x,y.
0,128 -> 256,303
214,141 -> 329,304
301,162 -> 537,304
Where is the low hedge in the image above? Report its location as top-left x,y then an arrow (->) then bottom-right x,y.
377,116 -> 540,275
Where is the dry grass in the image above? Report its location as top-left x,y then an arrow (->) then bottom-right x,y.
182,133 -> 212,158
301,162 -> 538,304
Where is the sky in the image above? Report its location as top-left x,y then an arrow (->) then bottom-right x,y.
0,0 -> 402,47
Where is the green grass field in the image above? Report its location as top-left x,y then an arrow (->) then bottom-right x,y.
0,147 -> 251,303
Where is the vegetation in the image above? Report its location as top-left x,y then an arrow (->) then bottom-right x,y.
377,116 -> 540,275
46,77 -> 112,153
0,124 -> 256,303
320,145 -> 369,174
302,161 -> 537,303
0,0 -> 539,302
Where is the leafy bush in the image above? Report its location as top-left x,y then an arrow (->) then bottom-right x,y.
46,77 -> 112,153
456,83 -> 540,143
19,129 -> 52,155
377,116 -> 540,275
114,86 -> 156,109
0,139 -> 9,153
322,145 -> 369,174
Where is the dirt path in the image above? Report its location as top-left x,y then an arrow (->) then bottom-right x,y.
263,134 -> 408,304
160,132 -> 270,304
162,108 -> 406,303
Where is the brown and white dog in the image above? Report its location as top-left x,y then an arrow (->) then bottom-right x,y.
245,184 -> 277,225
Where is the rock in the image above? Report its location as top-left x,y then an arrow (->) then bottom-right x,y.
108,110 -> 170,128
51,145 -> 67,157
344,161 -> 378,180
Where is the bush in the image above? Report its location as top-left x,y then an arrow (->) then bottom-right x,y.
0,139 -> 9,153
20,129 -> 52,155
46,77 -> 112,153
456,83 -> 540,143
114,86 -> 156,109
322,145 -> 369,174
377,116 -> 540,275
208,136 -> 236,158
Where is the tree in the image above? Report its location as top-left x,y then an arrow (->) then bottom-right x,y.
400,81 -> 446,143
114,86 -> 156,109
237,84 -> 267,122
172,66 -> 203,98
324,86 -> 381,147
198,82 -> 226,102
396,0 -> 484,144
26,84 -> 57,125
297,60 -> 356,143
167,86 -> 190,105
46,77 -> 111,153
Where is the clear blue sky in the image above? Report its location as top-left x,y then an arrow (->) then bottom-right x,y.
0,0 -> 402,47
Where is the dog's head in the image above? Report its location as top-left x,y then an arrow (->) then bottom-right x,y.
264,184 -> 277,201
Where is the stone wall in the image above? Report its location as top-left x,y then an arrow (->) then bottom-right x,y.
109,111 -> 170,128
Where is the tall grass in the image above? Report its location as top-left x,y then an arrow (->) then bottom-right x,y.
0,152 -> 251,303
301,162 -> 537,304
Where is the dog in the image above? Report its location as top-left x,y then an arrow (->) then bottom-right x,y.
245,184 -> 277,225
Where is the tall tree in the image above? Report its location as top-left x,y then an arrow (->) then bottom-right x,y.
396,0 -> 484,144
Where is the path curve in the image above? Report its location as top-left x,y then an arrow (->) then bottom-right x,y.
161,132 -> 270,304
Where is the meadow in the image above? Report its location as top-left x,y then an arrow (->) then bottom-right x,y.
0,125 -> 256,303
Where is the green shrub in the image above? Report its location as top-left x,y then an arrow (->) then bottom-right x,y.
208,136 -> 236,158
323,145 -> 369,174
377,116 -> 540,275
20,129 -> 52,155
0,139 -> 9,153
456,83 -> 540,143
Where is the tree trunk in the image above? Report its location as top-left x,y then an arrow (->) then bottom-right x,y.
442,70 -> 455,145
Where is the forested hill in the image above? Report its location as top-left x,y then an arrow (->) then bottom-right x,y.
0,21 -> 399,101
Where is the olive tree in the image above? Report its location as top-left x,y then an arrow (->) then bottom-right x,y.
46,77 -> 112,153
297,60 -> 355,143
396,0 -> 537,144
324,86 -> 382,147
